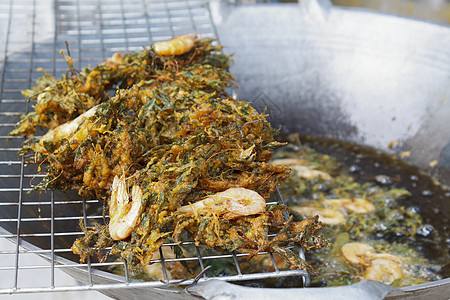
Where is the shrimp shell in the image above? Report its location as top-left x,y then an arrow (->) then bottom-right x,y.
323,198 -> 376,214
153,34 -> 197,56
341,242 -> 406,284
175,187 -> 266,219
36,105 -> 99,153
364,258 -> 403,284
291,206 -> 346,225
271,158 -> 331,180
109,175 -> 143,240
340,242 -> 375,266
143,247 -> 187,281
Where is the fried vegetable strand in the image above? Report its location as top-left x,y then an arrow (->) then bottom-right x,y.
12,36 -> 330,277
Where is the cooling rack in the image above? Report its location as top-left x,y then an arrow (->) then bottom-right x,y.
0,0 -> 309,296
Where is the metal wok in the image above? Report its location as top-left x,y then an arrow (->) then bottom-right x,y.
0,0 -> 449,299
202,0 -> 450,298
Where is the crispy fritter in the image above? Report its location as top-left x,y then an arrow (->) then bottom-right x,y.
12,37 -> 330,276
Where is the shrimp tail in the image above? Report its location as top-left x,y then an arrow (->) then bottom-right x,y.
109,175 -> 143,240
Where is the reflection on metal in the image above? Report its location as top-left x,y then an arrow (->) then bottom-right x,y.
190,279 -> 396,300
215,0 -> 450,180
332,0 -> 450,26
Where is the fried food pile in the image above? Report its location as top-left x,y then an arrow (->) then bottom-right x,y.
11,36 -> 330,275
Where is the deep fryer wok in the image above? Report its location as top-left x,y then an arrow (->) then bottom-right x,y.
0,0 -> 449,299
198,0 -> 450,297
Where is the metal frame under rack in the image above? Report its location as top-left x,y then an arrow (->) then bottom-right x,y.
0,0 -> 309,295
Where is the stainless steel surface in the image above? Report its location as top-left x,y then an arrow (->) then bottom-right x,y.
1,0 -> 450,299
385,277 -> 450,300
190,279 -> 397,300
189,277 -> 450,300
332,0 -> 450,26
215,0 -> 450,182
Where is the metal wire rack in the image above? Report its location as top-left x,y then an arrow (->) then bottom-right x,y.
0,0 -> 309,296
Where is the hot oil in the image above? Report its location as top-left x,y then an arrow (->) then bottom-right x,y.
298,135 -> 449,267
271,135 -> 449,287
233,135 -> 449,288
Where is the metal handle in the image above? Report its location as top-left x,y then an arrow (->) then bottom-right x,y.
188,279 -> 397,300
189,277 -> 450,300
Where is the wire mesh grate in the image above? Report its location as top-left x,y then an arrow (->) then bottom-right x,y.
0,0 -> 309,295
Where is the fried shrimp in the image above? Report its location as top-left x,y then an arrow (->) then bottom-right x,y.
36,105 -> 99,153
323,198 -> 376,214
153,34 -> 197,56
291,206 -> 346,225
341,242 -> 405,282
271,158 -> 308,166
143,247 -> 188,281
272,158 -> 332,180
341,242 -> 375,266
364,258 -> 403,284
175,187 -> 266,219
292,166 -> 332,180
109,175 -> 143,240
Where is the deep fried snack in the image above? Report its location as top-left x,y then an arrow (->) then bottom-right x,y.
13,36 -> 330,276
